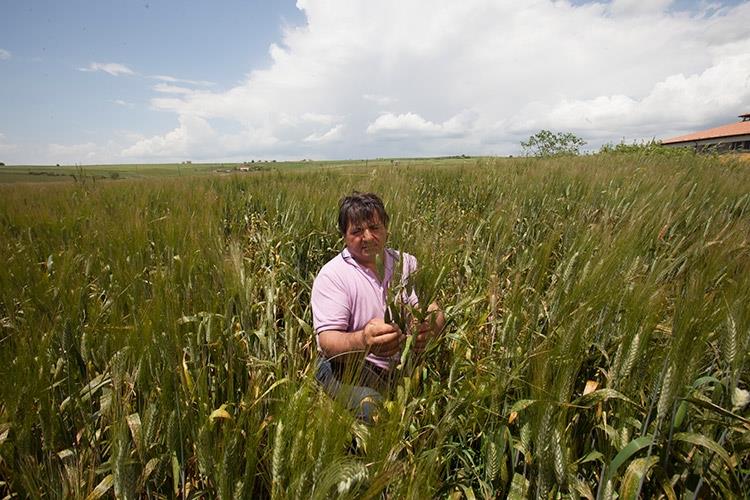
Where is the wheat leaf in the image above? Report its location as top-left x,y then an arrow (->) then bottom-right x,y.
691,376 -> 722,389
572,388 -> 637,408
576,451 -> 604,464
171,452 -> 181,496
137,457 -> 160,493
509,399 -> 539,415
618,456 -> 659,500
86,474 -> 114,500
672,432 -> 735,469
685,396 -> 750,425
606,435 -> 653,480
126,413 -> 142,458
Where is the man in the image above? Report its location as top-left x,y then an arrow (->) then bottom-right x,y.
311,192 -> 445,421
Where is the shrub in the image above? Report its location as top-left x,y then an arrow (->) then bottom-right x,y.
521,130 -> 587,157
599,139 -> 697,157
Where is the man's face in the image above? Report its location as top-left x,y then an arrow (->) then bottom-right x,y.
344,214 -> 388,267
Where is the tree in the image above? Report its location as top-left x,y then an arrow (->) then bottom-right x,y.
521,130 -> 586,157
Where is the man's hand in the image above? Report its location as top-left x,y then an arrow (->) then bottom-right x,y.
412,303 -> 446,353
362,318 -> 404,357
413,320 -> 432,353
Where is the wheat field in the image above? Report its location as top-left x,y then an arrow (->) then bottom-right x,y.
1,153 -> 748,498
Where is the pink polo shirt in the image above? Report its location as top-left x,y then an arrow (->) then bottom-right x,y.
312,247 -> 418,370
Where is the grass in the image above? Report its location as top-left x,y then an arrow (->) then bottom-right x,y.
0,153 -> 748,497
0,157 -> 478,184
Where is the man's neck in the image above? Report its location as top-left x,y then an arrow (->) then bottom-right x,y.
352,251 -> 385,280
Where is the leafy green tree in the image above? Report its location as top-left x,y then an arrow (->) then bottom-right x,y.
521,130 -> 586,157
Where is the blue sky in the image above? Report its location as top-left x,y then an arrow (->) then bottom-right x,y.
1,0 -> 749,164
1,2 -> 301,133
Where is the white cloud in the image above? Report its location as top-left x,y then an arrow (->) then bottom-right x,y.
304,124 -> 344,143
117,130 -> 146,143
367,111 -> 476,138
367,113 -> 441,135
0,49 -> 10,60
112,99 -> 134,107
301,112 -> 339,125
278,112 -> 340,126
220,127 -> 281,152
121,114 -> 217,158
151,75 -> 215,86
511,48 -> 750,143
115,0 -> 750,160
153,83 -> 196,95
78,62 -> 135,76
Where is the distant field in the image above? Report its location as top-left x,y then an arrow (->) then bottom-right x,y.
0,157 -> 478,183
0,162 -> 273,183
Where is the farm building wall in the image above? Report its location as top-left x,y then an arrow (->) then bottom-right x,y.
662,134 -> 750,152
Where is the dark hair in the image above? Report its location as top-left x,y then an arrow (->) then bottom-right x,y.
338,192 -> 389,235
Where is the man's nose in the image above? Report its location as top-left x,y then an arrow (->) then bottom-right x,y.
362,228 -> 373,239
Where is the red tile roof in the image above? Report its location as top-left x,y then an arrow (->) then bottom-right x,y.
663,117 -> 750,144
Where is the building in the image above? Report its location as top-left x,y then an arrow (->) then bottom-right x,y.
662,113 -> 750,152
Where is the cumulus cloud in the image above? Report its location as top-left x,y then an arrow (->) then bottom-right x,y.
367,110 -> 476,138
0,49 -> 10,60
367,113 -> 440,135
117,0 -> 750,160
304,124 -> 344,143
511,48 -> 750,142
121,115 -> 218,158
220,127 -> 281,153
78,62 -> 135,76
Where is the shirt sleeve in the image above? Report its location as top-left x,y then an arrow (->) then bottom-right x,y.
312,269 -> 351,334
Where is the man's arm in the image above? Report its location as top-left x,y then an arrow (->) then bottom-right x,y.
318,319 -> 405,359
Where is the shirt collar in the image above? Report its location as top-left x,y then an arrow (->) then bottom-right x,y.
341,247 -> 395,282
